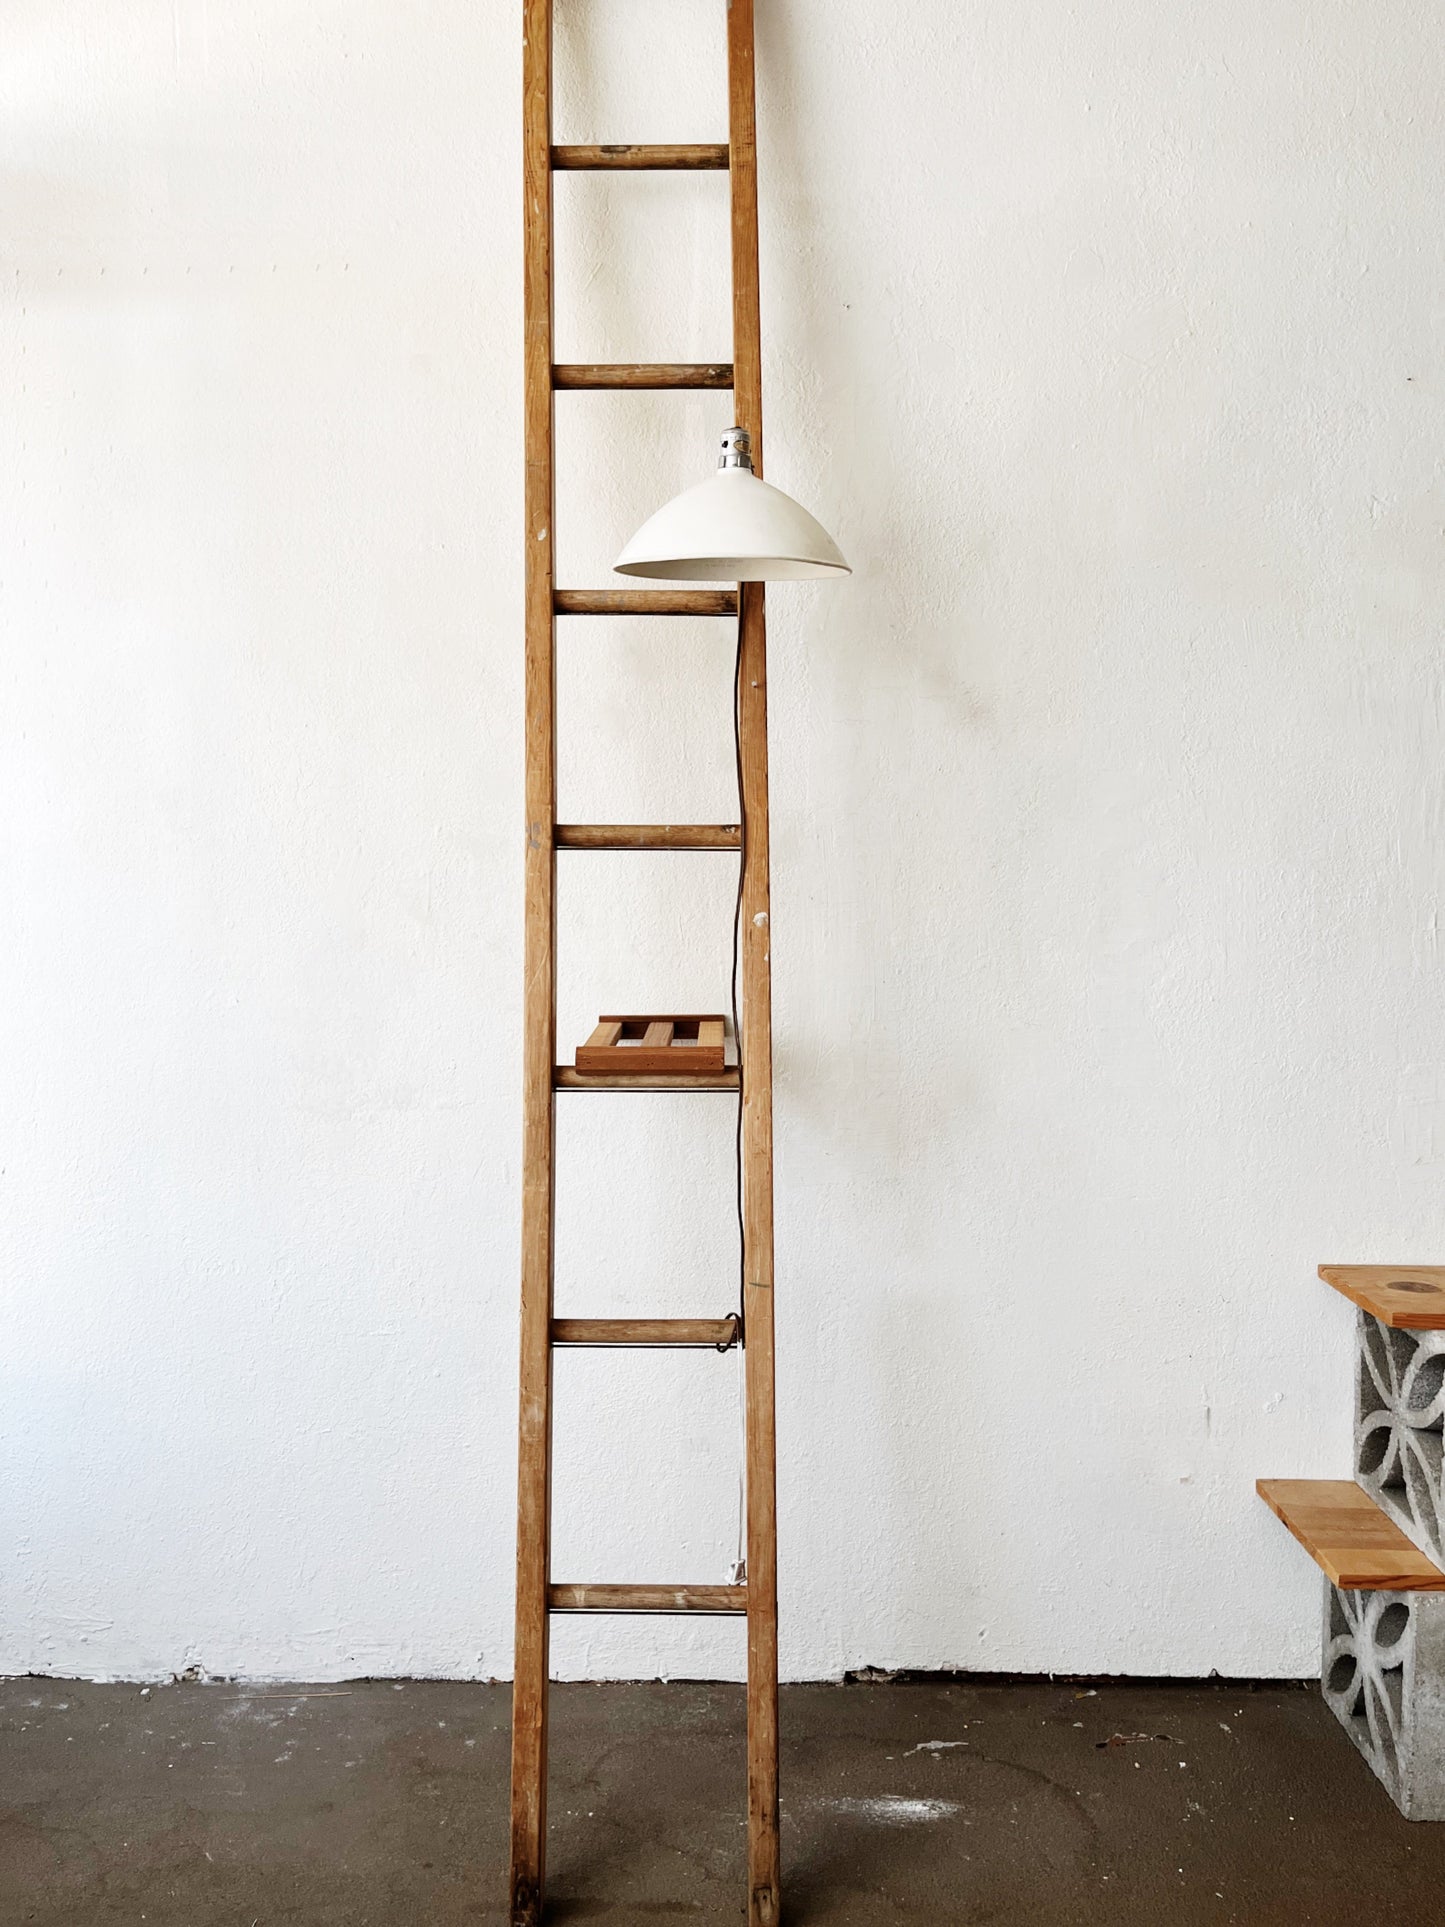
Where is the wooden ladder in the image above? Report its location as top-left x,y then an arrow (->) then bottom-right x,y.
510,2 -> 781,1922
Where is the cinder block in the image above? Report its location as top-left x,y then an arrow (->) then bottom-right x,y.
1322,1581 -> 1445,1820
1355,1309 -> 1445,1565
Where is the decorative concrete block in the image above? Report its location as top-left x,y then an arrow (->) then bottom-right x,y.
1355,1310 -> 1445,1567
1322,1581 -> 1445,1819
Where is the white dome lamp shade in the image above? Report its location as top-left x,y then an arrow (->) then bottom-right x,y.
614,427 -> 850,583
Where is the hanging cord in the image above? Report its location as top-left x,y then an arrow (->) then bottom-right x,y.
728,606 -> 748,1584
731,1333 -> 747,1584
730,613 -> 747,1325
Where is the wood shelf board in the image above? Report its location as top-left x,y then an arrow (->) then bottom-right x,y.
1319,1265 -> 1445,1330
1257,1478 -> 1445,1591
555,1067 -> 739,1091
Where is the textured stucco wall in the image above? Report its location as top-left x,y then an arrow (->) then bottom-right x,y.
3,0 -> 1443,1682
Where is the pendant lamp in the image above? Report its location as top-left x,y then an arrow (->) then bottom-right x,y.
614,427 -> 850,583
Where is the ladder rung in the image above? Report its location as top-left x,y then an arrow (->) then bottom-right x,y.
554,590 -> 738,617
554,362 -> 733,391
548,1583 -> 748,1614
555,1066 -> 739,1091
552,1317 -> 739,1347
556,824 -> 740,850
552,143 -> 730,171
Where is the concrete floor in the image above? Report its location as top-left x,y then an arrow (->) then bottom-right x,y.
4,1675 -> 1444,1924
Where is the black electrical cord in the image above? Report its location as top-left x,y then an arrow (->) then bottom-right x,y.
730,612 -> 747,1342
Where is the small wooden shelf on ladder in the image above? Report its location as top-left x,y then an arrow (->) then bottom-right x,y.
511,4 -> 782,1924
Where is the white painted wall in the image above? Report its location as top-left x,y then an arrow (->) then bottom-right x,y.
4,0 -> 1443,1683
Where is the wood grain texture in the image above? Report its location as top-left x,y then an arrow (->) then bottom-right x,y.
552,1318 -> 741,1347
548,1584 -> 748,1613
555,1066 -> 740,1091
1319,1265 -> 1445,1331
511,3 -> 555,1921
555,823 -> 741,849
553,362 -> 733,389
554,589 -> 738,617
552,143 -> 730,170
576,1012 -> 728,1075
597,1013 -> 730,1024
1257,1479 -> 1445,1590
728,0 -> 764,480
727,5 -> 780,1920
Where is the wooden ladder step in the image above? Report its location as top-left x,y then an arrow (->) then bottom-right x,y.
554,363 -> 733,391
551,143 -> 730,171
555,1065 -> 739,1091
548,1583 -> 748,1614
552,1317 -> 740,1347
554,589 -> 738,617
1257,1478 -> 1445,1591
556,824 -> 741,851
1319,1264 -> 1445,1331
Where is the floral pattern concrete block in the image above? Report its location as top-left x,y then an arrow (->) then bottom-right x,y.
1322,1582 -> 1445,1820
1356,1311 -> 1445,1568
